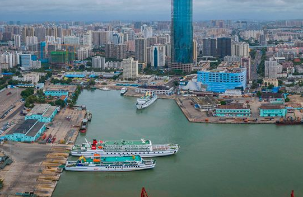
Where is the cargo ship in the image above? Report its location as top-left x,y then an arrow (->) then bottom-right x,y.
65,154 -> 156,172
136,91 -> 157,110
71,139 -> 179,157
276,117 -> 303,125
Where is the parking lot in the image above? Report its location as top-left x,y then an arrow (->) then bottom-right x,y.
0,89 -> 22,119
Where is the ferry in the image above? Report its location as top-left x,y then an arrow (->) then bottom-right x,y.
71,139 -> 179,157
65,154 -> 156,172
120,88 -> 128,96
136,91 -> 157,110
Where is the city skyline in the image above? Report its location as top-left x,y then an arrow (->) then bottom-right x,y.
1,0 -> 303,21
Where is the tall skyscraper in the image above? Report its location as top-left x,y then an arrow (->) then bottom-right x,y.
171,0 -> 193,64
135,38 -> 147,64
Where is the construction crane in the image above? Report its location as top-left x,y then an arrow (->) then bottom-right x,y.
141,187 -> 149,197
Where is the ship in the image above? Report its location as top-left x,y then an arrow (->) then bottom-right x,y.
100,87 -> 110,91
136,91 -> 157,110
65,154 -> 156,172
71,139 -> 179,157
120,87 -> 128,96
276,117 -> 303,125
80,119 -> 88,133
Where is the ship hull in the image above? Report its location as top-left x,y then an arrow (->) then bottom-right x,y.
71,149 -> 178,157
65,164 -> 155,172
136,95 -> 157,110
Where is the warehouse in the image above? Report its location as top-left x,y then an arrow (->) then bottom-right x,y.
4,120 -> 46,142
25,104 -> 58,122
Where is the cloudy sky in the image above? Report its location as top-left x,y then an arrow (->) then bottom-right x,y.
0,0 -> 302,21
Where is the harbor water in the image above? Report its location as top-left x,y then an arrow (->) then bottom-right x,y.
53,90 -> 303,197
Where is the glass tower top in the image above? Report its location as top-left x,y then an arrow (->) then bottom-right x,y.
171,0 -> 193,64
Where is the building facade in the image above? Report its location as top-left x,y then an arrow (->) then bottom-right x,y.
197,68 -> 247,93
171,0 -> 193,64
122,58 -> 138,80
215,104 -> 251,117
260,105 -> 287,117
150,45 -> 166,68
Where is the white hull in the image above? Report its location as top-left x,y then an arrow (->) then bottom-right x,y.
71,149 -> 177,157
136,95 -> 157,110
65,164 -> 155,172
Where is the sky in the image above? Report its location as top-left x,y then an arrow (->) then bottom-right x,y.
0,0 -> 303,22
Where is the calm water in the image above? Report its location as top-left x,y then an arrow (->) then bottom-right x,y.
53,90 -> 303,197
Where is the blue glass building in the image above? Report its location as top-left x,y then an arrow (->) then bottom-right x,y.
197,68 -> 247,93
171,0 -> 193,64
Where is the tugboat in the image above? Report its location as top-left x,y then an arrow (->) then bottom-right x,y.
120,87 -> 128,96
136,91 -> 157,110
71,139 -> 179,157
80,119 -> 88,133
65,154 -> 156,172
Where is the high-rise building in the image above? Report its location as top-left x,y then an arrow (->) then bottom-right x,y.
150,44 -> 166,68
135,38 -> 147,64
92,56 -> 106,69
265,60 -> 282,79
231,42 -> 249,58
171,0 -> 193,64
83,31 -> 92,48
63,36 -> 80,45
193,40 -> 198,64
217,37 -> 232,58
122,58 -> 138,80
203,38 -> 217,57
13,35 -> 21,48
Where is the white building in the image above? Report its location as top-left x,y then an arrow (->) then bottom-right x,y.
150,44 -> 166,68
122,58 -> 138,80
83,31 -> 92,49
25,36 -> 38,46
142,25 -> 153,38
265,59 -> 283,79
92,56 -> 106,69
14,35 -> 21,48
63,36 -> 80,45
77,48 -> 90,60
0,52 -> 13,69
231,42 -> 249,58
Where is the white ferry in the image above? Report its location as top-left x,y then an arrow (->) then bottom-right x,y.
71,139 -> 179,157
65,154 -> 156,172
136,91 -> 157,109
120,88 -> 128,96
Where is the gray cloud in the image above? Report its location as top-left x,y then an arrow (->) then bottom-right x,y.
0,0 -> 302,21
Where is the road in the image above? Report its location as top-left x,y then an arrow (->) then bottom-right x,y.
250,50 -> 262,81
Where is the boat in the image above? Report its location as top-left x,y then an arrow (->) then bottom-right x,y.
65,154 -> 156,172
136,91 -> 157,110
71,139 -> 179,157
100,87 -> 110,91
80,119 -> 88,133
86,111 -> 92,122
120,87 -> 128,96
276,117 -> 303,125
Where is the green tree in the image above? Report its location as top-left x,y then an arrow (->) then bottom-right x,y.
257,91 -> 262,97
55,99 -> 66,108
285,97 -> 290,102
220,101 -> 227,105
21,88 -> 34,99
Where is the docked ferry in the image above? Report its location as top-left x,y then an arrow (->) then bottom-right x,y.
65,154 -> 156,172
120,88 -> 128,96
71,139 -> 179,157
136,91 -> 157,109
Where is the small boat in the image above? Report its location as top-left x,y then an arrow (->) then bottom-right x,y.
136,91 -> 157,110
65,154 -> 156,172
71,139 -> 179,157
120,88 -> 128,96
100,87 -> 110,91
86,111 -> 92,122
80,119 -> 88,133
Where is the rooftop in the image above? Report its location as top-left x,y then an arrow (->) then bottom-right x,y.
27,104 -> 51,116
260,105 -> 285,110
217,104 -> 249,109
7,120 -> 45,137
137,85 -> 172,90
261,93 -> 284,99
